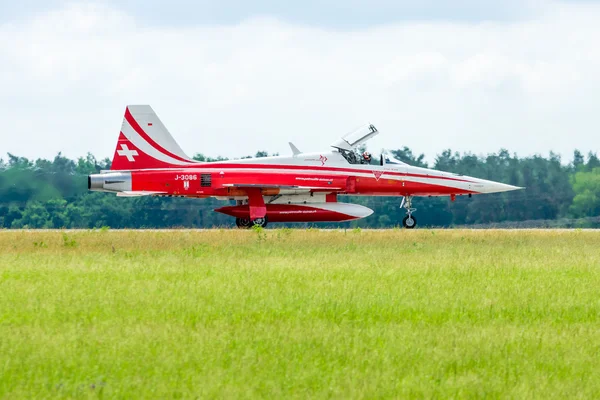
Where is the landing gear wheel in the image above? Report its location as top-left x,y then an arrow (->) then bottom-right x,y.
235,217 -> 252,229
402,215 -> 417,229
400,196 -> 417,229
252,217 -> 268,228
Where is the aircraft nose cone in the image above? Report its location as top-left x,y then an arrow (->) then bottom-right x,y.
493,183 -> 523,193
474,180 -> 524,194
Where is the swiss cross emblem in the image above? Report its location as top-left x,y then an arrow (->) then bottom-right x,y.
373,171 -> 384,181
117,144 -> 139,162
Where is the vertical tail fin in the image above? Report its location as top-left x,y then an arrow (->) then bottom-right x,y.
110,105 -> 196,170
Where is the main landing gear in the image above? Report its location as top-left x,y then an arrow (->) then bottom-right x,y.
236,217 -> 268,229
401,196 -> 417,229
235,188 -> 268,229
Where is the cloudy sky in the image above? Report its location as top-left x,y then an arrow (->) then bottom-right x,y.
1,0 -> 599,162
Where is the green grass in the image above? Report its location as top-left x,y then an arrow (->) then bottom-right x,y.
1,229 -> 599,399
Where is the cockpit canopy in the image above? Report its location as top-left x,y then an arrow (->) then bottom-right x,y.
330,124 -> 380,165
337,148 -> 410,166
328,125 -> 409,166
330,124 -> 379,151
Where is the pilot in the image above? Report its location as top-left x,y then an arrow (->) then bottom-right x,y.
362,151 -> 372,164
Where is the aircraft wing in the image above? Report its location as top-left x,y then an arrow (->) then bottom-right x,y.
116,191 -> 168,197
215,172 -> 348,192
222,184 -> 345,190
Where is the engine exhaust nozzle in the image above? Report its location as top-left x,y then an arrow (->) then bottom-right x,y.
88,174 -> 104,191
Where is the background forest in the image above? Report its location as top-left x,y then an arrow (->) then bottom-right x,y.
1,148 -> 599,229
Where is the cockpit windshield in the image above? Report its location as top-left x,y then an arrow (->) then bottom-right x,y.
382,151 -> 408,166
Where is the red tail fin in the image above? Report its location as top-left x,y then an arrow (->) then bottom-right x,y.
110,105 -> 197,170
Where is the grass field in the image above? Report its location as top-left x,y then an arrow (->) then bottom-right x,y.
1,229 -> 599,399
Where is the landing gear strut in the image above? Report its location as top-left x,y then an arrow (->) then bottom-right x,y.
401,196 -> 417,229
235,217 -> 268,229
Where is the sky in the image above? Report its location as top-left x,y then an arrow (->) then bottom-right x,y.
1,0 -> 599,163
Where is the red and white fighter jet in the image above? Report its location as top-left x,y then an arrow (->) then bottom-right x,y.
88,105 -> 522,228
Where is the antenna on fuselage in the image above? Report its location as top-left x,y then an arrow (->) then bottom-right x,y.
289,142 -> 302,156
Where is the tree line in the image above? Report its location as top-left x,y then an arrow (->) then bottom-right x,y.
0,148 -> 599,229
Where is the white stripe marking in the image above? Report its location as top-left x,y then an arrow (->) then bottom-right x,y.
121,118 -> 195,166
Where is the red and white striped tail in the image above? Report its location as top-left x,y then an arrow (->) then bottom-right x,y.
110,105 -> 198,170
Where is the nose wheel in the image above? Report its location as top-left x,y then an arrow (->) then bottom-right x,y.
401,196 -> 417,229
403,215 -> 417,229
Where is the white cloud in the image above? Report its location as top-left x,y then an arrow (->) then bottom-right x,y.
0,1 -> 599,163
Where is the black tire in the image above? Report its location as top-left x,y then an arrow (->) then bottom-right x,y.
402,215 -> 417,229
252,217 -> 268,228
235,217 -> 252,229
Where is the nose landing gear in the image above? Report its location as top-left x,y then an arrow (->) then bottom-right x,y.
401,196 -> 417,229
